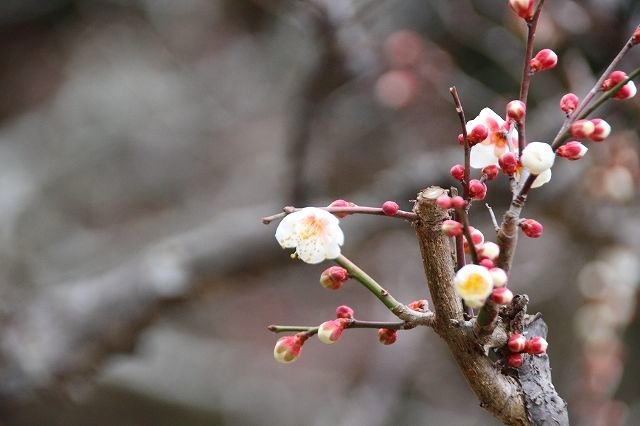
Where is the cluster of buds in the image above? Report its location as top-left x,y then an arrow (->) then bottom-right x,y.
506,333 -> 549,368
454,262 -> 512,308
318,305 -> 357,344
601,70 -> 637,100
570,118 -> 611,142
436,193 -> 465,210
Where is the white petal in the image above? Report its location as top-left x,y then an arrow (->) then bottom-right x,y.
470,143 -> 499,168
531,169 -> 552,188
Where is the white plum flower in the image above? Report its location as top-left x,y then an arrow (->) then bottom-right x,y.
468,108 -> 519,169
454,264 -> 494,308
520,142 -> 555,174
275,207 -> 344,264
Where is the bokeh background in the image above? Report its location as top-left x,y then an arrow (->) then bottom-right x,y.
0,0 -> 639,425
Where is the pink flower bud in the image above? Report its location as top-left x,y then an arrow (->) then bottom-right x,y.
489,267 -> 508,287
468,179 -> 487,200
570,119 -> 595,139
520,218 -> 543,238
442,219 -> 463,237
479,258 -> 494,269
407,299 -> 429,311
274,334 -> 306,364
602,71 -> 627,91
530,49 -> 558,72
556,141 -> 588,160
507,353 -> 524,368
436,195 -> 452,209
463,227 -> 485,253
378,328 -> 398,345
590,118 -> 611,142
498,152 -> 519,175
478,241 -> 500,261
335,305 -> 354,319
450,196 -> 466,209
559,93 -> 579,113
506,100 -> 526,122
450,164 -> 465,181
508,333 -> 527,353
526,336 -> 548,355
613,81 -> 637,100
466,121 -> 489,145
317,319 -> 347,344
482,165 -> 500,180
328,199 -> 356,218
320,266 -> 349,290
382,200 -> 400,216
509,0 -> 534,20
457,133 -> 465,145
491,287 -> 514,305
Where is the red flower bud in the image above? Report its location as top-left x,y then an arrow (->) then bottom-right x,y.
436,195 -> 452,209
407,299 -> 429,312
590,118 -> 611,142
556,141 -> 587,160
506,100 -> 526,122
633,25 -> 640,45
509,0 -> 534,20
499,152 -> 519,175
479,258 -> 494,269
468,179 -> 487,200
491,287 -> 514,305
442,219 -> 463,237
482,165 -> 500,180
612,82 -> 637,100
570,119 -> 595,139
335,305 -> 354,319
274,334 -> 307,364
328,199 -> 356,218
530,49 -> 558,72
508,333 -> 527,353
526,336 -> 549,355
559,93 -> 579,114
450,164 -> 465,181
378,328 -> 398,345
507,353 -> 524,368
520,218 -> 543,238
602,71 -> 627,91
450,196 -> 466,209
382,201 -> 400,216
320,266 -> 349,290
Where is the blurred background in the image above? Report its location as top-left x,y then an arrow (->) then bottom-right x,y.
0,0 -> 639,425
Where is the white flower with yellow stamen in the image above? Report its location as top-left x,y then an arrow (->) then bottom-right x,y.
454,264 -> 494,308
275,207 -> 344,264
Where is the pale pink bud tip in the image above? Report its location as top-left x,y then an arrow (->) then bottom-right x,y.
482,165 -> 499,180
317,319 -> 346,344
559,93 -> 579,114
378,328 -> 398,345
450,196 -> 466,209
468,179 -> 487,200
328,199 -> 356,218
530,49 -> 558,72
509,0 -> 534,20
590,119 -> 611,142
381,201 -> 400,216
274,335 -> 305,364
498,152 -> 518,175
520,218 -> 543,238
407,299 -> 429,312
436,195 -> 452,209
320,266 -> 349,290
442,219 -> 463,237
491,287 -> 513,305
613,81 -> 637,100
507,353 -> 524,368
506,100 -> 526,122
508,333 -> 527,353
556,141 -> 588,161
335,305 -> 355,319
570,119 -> 595,140
526,336 -> 548,355
450,164 -> 465,181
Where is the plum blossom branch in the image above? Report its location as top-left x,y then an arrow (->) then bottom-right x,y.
267,318 -> 418,334
261,204 -> 417,224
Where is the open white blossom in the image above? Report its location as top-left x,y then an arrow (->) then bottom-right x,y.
520,141 -> 555,174
454,264 -> 494,308
275,207 -> 344,264
469,108 -> 519,168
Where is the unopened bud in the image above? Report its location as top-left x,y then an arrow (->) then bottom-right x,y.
478,241 -> 500,261
320,266 -> 349,290
479,258 -> 494,269
530,49 -> 558,72
466,121 -> 489,145
559,93 -> 579,114
450,164 -> 465,181
382,200 -> 400,216
378,328 -> 398,345
509,0 -> 534,20
450,196 -> 466,209
613,81 -> 637,100
482,165 -> 500,180
520,218 -> 543,238
602,71 -> 627,91
436,195 -> 452,209
520,142 -> 555,175
508,333 -> 527,353
317,319 -> 347,344
633,25 -> 640,45
506,100 -> 526,122
590,118 -> 611,142
499,152 -> 519,175
463,227 -> 485,253
570,119 -> 595,139
489,267 -> 508,287
468,179 -> 487,200
526,336 -> 549,355
407,299 -> 429,312
274,334 -> 306,364
556,141 -> 588,160
507,353 -> 524,368
335,305 -> 354,319
491,287 -> 514,305
442,219 -> 463,237
328,199 -> 356,218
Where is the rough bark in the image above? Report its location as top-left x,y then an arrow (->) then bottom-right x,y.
412,187 -> 569,426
